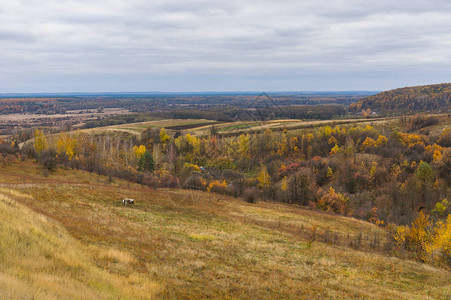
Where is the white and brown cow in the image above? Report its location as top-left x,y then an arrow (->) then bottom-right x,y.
122,198 -> 135,206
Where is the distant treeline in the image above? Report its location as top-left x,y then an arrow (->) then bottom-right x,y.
0,93 -> 364,115
83,104 -> 347,128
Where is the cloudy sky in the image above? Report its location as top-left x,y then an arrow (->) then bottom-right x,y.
1,0 -> 450,92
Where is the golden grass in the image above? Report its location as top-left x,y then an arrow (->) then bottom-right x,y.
0,189 -> 159,299
189,117 -> 404,137
0,162 -> 450,299
79,118 -> 216,136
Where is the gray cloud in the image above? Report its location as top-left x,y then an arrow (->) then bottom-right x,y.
0,0 -> 450,92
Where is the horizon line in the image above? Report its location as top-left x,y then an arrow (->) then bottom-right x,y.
0,90 -> 379,97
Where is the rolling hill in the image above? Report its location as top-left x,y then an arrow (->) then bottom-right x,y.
0,161 -> 450,298
349,83 -> 451,114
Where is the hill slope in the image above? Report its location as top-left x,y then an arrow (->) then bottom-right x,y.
349,83 -> 451,113
0,161 -> 450,299
0,188 -> 159,299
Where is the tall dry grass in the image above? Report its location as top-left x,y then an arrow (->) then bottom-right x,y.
0,188 -> 158,299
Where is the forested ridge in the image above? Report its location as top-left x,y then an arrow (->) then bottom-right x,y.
350,83 -> 451,114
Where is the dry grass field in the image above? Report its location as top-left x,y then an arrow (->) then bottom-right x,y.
77,117 -> 375,139
200,114 -> 451,137
79,114 -> 450,139
0,188 -> 159,299
80,119 -> 217,137
0,161 -> 450,299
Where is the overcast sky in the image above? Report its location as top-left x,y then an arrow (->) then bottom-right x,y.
1,0 -> 450,92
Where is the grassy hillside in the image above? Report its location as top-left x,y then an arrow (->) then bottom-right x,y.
78,116 -> 407,139
350,83 -> 451,114
0,188 -> 159,299
80,119 -> 217,137
0,161 -> 450,299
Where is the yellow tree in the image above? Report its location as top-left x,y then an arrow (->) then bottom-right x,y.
425,144 -> 443,161
376,135 -> 388,147
369,162 -> 378,181
186,133 -> 200,154
407,211 -> 431,261
281,176 -> 288,191
160,128 -> 170,144
279,175 -> 288,202
192,136 -> 200,154
326,167 -> 334,178
174,136 -> 183,151
291,136 -> 299,153
133,145 -> 147,158
323,125 -> 332,137
238,134 -> 250,158
361,137 -> 376,151
426,214 -> 451,265
57,132 -> 76,160
328,136 -> 338,145
257,165 -> 271,190
395,212 -> 451,265
330,144 -> 342,155
276,137 -> 288,156
432,199 -> 448,217
34,129 -> 47,156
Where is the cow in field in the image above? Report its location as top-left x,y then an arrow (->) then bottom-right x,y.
122,198 -> 134,206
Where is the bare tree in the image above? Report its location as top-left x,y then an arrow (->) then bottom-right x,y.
165,143 -> 178,172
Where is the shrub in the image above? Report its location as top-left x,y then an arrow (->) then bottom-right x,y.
393,212 -> 451,267
437,128 -> 451,147
317,187 -> 350,215
227,179 -> 247,197
243,187 -> 260,203
206,180 -> 227,194
183,175 -> 207,190
41,150 -> 58,171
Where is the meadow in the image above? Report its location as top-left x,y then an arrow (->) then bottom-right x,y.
77,116 -> 392,139
80,119 -> 217,136
0,161 -> 450,299
78,113 -> 450,139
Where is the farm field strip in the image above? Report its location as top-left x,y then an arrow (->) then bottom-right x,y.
81,119 -> 218,136
189,117 -> 391,137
